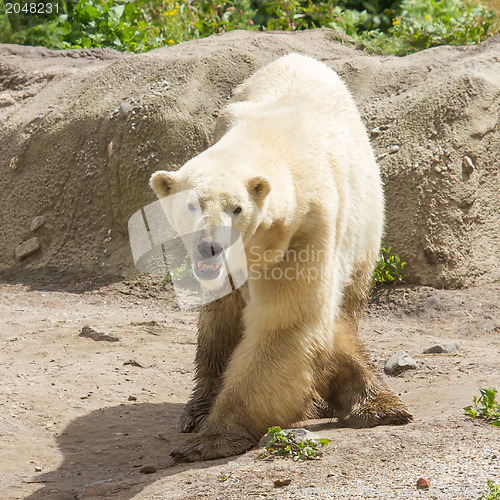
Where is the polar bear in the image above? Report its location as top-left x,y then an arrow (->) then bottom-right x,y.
150,53 -> 412,462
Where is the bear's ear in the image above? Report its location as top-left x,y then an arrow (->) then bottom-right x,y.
150,171 -> 177,198
246,176 -> 271,206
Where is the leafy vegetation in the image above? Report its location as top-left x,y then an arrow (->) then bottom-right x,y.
373,247 -> 406,286
478,480 -> 500,500
1,0 -> 498,54
464,387 -> 500,427
257,426 -> 331,461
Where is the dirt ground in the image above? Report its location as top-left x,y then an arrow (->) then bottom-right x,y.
0,275 -> 498,500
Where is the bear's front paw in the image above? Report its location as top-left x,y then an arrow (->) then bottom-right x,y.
170,431 -> 256,463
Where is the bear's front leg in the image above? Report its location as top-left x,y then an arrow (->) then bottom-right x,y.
178,290 -> 245,433
171,317 -> 317,462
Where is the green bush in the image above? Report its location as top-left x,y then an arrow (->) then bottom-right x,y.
390,0 -> 498,53
373,247 -> 406,286
258,426 -> 331,461
478,480 -> 500,500
464,387 -> 500,427
0,0 -> 498,55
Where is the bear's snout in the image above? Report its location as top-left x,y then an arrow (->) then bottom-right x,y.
198,239 -> 223,259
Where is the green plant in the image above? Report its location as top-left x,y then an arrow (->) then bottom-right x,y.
257,426 -> 331,461
1,0 -> 498,54
373,247 -> 406,286
464,387 -> 500,427
478,480 -> 500,500
389,0 -> 497,53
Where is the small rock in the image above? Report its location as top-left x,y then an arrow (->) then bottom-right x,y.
15,237 -> 41,260
0,93 -> 15,107
370,126 -> 381,136
463,156 -> 475,175
424,295 -> 441,311
423,342 -> 459,354
388,145 -> 400,154
9,157 -> 18,170
79,326 -> 121,342
384,350 -> 418,375
376,152 -> 388,161
274,478 -> 292,488
124,359 -> 144,368
416,477 -> 430,490
128,395 -> 137,401
259,428 -> 321,448
34,466 -> 42,472
107,141 -> 113,158
140,465 -> 157,474
120,102 -> 132,116
30,215 -> 46,232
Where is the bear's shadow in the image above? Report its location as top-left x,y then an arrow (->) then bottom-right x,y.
26,402 -> 235,499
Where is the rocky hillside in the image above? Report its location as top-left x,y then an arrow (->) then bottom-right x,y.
1,30 -> 499,287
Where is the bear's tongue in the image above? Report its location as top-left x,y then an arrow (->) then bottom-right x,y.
196,261 -> 221,272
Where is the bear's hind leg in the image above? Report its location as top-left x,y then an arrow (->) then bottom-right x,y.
178,288 -> 245,433
321,318 -> 412,428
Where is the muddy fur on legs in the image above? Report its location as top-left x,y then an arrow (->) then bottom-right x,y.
177,289 -> 245,433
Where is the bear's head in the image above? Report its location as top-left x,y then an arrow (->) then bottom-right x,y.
150,150 -> 270,284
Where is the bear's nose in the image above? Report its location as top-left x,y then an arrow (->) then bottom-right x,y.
198,240 -> 223,259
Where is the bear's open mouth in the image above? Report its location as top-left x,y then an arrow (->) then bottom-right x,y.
194,261 -> 223,280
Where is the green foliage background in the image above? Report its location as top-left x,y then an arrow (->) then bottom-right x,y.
1,0 -> 499,55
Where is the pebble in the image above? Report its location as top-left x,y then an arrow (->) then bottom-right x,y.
388,145 -> 400,154
15,237 -> 40,260
124,359 -> 144,367
30,215 -> 46,232
79,326 -> 121,342
424,295 -> 441,311
371,126 -> 381,136
120,101 -> 132,116
423,342 -> 459,354
0,93 -> 15,107
416,477 -> 430,489
128,395 -> 137,401
384,350 -> 418,375
463,156 -> 475,175
274,478 -> 292,487
140,465 -> 157,474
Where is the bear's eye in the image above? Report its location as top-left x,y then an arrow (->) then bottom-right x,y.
233,206 -> 242,215
187,203 -> 196,211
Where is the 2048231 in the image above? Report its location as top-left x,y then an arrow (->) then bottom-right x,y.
5,2 -> 60,15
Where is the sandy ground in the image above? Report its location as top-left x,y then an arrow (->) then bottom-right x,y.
0,277 -> 499,499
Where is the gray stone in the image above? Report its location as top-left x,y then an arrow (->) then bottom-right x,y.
425,295 -> 442,311
423,342 -> 459,354
384,350 -> 418,375
15,237 -> 40,260
30,215 -> 46,232
79,325 -> 121,342
258,428 -> 322,448
119,101 -> 132,116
